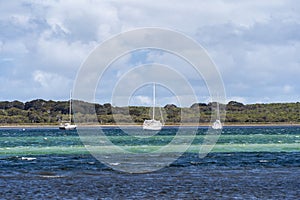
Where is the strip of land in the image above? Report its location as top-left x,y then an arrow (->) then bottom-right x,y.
1,122 -> 299,128
1,99 -> 300,126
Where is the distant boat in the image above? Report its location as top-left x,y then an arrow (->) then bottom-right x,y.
212,101 -> 222,130
212,119 -> 222,130
143,83 -> 163,131
59,91 -> 77,130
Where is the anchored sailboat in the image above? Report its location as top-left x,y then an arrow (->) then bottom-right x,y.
59,91 -> 77,130
143,83 -> 163,131
212,101 -> 222,130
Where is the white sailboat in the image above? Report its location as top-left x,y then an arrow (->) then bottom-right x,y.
212,101 -> 222,130
143,83 -> 163,131
59,91 -> 77,130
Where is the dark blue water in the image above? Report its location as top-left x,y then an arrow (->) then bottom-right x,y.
0,126 -> 299,199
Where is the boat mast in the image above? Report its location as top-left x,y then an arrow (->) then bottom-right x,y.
153,83 -> 155,120
69,90 -> 72,123
216,101 -> 220,120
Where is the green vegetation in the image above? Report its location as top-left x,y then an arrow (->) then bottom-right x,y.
0,100 -> 299,125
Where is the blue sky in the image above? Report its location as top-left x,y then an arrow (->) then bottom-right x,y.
0,0 -> 300,105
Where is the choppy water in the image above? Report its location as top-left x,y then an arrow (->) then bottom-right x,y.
0,126 -> 299,199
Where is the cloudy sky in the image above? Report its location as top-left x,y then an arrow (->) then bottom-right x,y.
0,0 -> 300,106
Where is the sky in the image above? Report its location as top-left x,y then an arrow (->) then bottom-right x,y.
0,0 -> 300,106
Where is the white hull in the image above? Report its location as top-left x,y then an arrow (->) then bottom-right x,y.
59,123 -> 77,130
143,119 -> 162,131
212,119 -> 222,130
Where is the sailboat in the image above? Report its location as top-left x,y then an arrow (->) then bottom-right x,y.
143,83 -> 163,131
212,101 -> 222,130
59,91 -> 77,130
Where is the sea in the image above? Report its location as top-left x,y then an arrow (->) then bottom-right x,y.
0,126 -> 299,199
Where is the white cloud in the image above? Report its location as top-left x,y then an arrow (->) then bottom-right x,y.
0,0 -> 299,104
131,95 -> 152,106
33,70 -> 70,88
198,17 -> 300,103
33,70 -> 49,87
32,70 -> 72,99
283,85 -> 293,94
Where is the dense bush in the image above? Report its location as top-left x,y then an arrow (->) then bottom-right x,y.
0,99 -> 299,124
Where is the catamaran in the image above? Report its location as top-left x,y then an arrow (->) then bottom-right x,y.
59,91 -> 77,130
212,101 -> 222,130
143,83 -> 163,131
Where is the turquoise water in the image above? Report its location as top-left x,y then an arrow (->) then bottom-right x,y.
1,126 -> 299,155
0,126 -> 299,199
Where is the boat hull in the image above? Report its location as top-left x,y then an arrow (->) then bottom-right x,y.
59,123 -> 77,130
143,119 -> 162,131
212,120 -> 222,130
143,126 -> 162,131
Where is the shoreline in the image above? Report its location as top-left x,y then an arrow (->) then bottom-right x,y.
1,122 -> 300,128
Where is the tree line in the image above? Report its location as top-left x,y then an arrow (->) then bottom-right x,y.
0,99 -> 299,124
